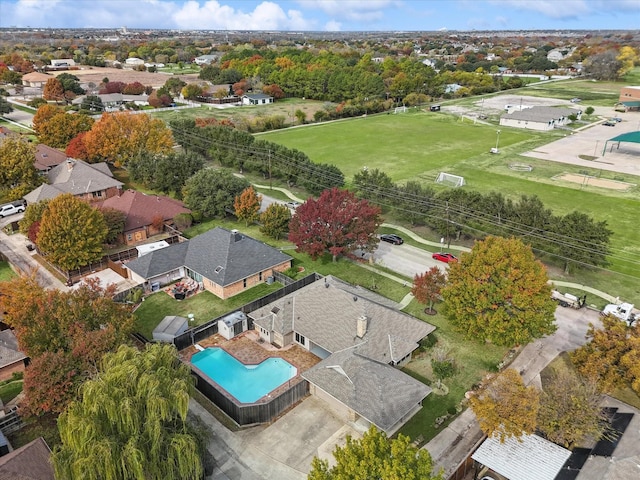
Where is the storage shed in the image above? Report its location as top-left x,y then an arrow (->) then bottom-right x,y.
218,311 -> 247,340
153,315 -> 189,343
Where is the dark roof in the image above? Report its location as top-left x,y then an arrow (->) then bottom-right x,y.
302,347 -> 431,433
244,93 -> 273,100
96,189 -> 190,232
125,227 -> 291,286
0,437 -> 54,480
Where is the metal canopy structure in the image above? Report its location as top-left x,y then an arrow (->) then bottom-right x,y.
602,130 -> 640,156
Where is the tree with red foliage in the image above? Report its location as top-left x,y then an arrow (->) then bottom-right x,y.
99,81 -> 126,94
288,188 -> 381,262
122,81 -> 145,95
65,131 -> 90,160
0,275 -> 134,416
262,84 -> 284,99
233,80 -> 248,96
412,266 -> 447,314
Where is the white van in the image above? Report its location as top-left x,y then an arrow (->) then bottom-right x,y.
0,200 -> 26,218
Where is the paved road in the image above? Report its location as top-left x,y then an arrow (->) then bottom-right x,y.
374,241 -> 449,277
0,215 -> 67,290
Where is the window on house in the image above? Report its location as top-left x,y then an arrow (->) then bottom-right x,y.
295,333 -> 306,345
243,278 -> 247,288
127,233 -> 133,241
259,272 -> 263,281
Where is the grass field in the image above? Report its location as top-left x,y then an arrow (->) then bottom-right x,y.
259,106 -> 640,303
0,262 -> 17,282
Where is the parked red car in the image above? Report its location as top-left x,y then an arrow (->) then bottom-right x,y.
432,252 -> 458,263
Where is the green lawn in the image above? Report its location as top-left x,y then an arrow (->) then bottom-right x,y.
0,262 -> 17,282
258,108 -> 640,304
0,380 -> 23,404
399,302 -> 507,441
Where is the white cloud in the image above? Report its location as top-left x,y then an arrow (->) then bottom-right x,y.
324,20 -> 342,31
297,0 -> 398,22
172,1 -> 313,30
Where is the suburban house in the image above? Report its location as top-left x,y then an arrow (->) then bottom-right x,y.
125,57 -> 144,67
124,227 -> 292,299
72,93 -> 149,110
0,126 -> 17,141
49,58 -> 75,68
618,86 -> 640,111
248,275 -> 435,434
34,144 -> 66,172
95,189 -> 190,245
242,93 -> 274,106
0,437 -> 54,479
194,54 -> 221,65
21,71 -> 52,88
23,159 -> 123,204
499,106 -> 582,131
0,330 -> 27,382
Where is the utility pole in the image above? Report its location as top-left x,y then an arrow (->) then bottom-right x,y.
268,149 -> 272,190
445,201 -> 450,248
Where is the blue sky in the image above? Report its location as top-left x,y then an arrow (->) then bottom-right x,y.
0,0 -> 638,31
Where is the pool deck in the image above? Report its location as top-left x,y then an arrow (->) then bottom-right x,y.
180,330 -> 321,398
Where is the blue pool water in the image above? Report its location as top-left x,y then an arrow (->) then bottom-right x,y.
191,348 -> 297,403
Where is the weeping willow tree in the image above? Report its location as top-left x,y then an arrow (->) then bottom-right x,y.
51,343 -> 204,480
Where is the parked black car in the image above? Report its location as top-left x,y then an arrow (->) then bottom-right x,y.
380,234 -> 404,245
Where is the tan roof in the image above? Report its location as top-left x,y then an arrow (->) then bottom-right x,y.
21,72 -> 53,82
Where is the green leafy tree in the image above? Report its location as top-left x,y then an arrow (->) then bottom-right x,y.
52,343 -> 204,480
430,344 -> 457,389
80,94 -> 104,112
537,369 -> 607,448
128,151 -> 204,197
412,266 -> 446,314
98,207 -> 126,244
234,186 -> 262,226
36,193 -> 108,270
181,83 -> 204,100
294,109 -> 306,124
442,236 -> 557,347
469,369 -> 540,442
164,77 -> 187,96
288,188 -> 381,262
183,168 -> 250,218
0,137 -> 42,200
0,96 -> 13,114
18,199 -> 50,235
260,203 -> 291,239
308,426 -> 443,480
56,73 -> 84,95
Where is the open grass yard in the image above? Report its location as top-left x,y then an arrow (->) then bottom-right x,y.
151,97 -> 327,128
259,107 -> 640,303
399,301 -> 507,441
0,261 -> 17,281
0,380 -> 23,404
134,282 -> 284,340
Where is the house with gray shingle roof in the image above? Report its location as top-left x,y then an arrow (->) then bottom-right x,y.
499,106 -> 582,131
249,275 -> 435,434
23,159 -> 123,204
0,330 -> 27,382
0,436 -> 54,479
124,227 -> 292,299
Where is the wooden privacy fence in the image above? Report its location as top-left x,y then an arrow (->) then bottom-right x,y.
192,367 -> 309,426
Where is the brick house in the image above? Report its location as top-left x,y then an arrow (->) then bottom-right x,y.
23,159 -> 123,204
0,330 -> 27,382
619,86 -> 640,111
249,275 -> 435,435
96,189 -> 191,245
123,227 -> 292,299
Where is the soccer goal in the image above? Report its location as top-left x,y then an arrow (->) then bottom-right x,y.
393,106 -> 408,114
435,172 -> 466,187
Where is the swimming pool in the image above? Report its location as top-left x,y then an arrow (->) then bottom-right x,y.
191,347 -> 297,403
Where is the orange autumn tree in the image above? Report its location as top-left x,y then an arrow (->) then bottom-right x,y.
43,77 -> 64,102
32,104 -> 63,136
469,368 -> 540,442
83,112 -> 174,167
36,111 -> 94,149
412,266 -> 446,314
234,186 -> 262,226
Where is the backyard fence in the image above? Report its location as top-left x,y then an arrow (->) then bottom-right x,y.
0,407 -> 23,436
172,272 -> 321,350
191,367 -> 309,426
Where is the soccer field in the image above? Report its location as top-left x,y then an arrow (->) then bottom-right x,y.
260,109 -> 640,301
